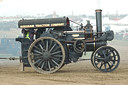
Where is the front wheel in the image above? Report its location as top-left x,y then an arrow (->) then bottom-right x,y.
92,46 -> 120,72
28,37 -> 65,74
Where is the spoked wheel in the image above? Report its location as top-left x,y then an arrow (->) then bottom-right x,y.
92,46 -> 120,72
28,37 -> 65,74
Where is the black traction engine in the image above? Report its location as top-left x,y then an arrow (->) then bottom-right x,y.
16,9 -> 120,74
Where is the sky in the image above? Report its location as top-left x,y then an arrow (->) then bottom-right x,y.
0,0 -> 128,16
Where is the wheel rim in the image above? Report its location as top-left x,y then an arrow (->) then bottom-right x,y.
93,46 -> 120,72
91,51 -> 95,68
28,37 -> 65,74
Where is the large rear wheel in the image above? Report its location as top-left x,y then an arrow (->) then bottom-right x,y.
28,37 -> 65,74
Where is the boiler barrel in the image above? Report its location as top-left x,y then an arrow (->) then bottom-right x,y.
86,41 -> 106,51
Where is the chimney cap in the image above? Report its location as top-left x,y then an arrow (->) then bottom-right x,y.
95,9 -> 102,12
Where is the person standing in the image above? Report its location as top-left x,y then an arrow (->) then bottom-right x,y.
22,28 -> 35,44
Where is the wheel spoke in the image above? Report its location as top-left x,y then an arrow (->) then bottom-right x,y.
53,46 -> 60,52
107,62 -> 112,70
103,50 -> 107,58
50,51 -> 61,55
49,44 -> 56,53
104,63 -> 107,72
39,43 -> 44,51
108,50 -> 112,56
49,40 -> 53,50
30,53 -> 41,56
33,50 -> 42,54
95,56 -> 105,60
33,56 -> 42,60
53,55 -> 63,58
49,59 -> 56,68
97,58 -> 105,60
41,39 -> 45,45
33,45 -> 42,51
99,62 -> 104,69
41,61 -> 45,69
32,53 -> 41,56
111,60 -> 116,64
46,40 -> 49,51
109,61 -> 114,65
110,55 -> 117,58
52,59 -> 59,66
52,57 -> 61,62
38,60 -> 43,67
95,61 -> 102,66
33,59 -> 41,65
48,61 -> 51,71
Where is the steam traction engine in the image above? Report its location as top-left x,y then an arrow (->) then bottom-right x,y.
16,9 -> 120,74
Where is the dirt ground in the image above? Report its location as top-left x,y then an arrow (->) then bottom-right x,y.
0,40 -> 128,85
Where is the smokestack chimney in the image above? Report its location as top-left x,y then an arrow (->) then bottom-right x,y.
96,9 -> 102,37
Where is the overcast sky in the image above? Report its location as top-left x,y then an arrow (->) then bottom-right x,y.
0,0 -> 128,16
